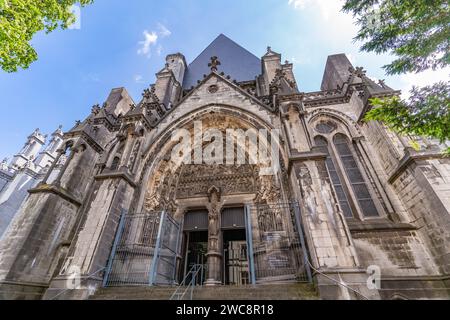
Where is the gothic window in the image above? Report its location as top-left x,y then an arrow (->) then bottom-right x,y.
315,121 -> 337,134
315,136 -> 353,217
333,134 -> 379,217
314,119 -> 380,218
111,156 -> 120,171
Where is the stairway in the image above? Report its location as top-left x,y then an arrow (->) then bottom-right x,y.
90,283 -> 319,300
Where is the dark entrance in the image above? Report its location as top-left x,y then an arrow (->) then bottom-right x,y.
180,209 -> 209,284
182,231 -> 207,284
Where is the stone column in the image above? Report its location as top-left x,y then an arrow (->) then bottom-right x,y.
205,186 -> 222,286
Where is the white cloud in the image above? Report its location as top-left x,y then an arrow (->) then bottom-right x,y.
157,23 -> 171,38
134,74 -> 144,83
137,30 -> 158,57
346,53 -> 356,65
397,67 -> 450,99
287,0 -> 449,95
288,0 -> 357,46
288,0 -> 307,9
288,0 -> 346,21
137,23 -> 171,58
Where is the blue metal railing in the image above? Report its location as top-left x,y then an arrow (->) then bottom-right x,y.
170,264 -> 204,300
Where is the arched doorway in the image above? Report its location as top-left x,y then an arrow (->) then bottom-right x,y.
103,108 -> 311,287
179,208 -> 208,285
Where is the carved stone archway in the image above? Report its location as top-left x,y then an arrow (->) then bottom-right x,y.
137,109 -> 291,285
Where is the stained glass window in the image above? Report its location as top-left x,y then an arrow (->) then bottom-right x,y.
333,134 -> 379,217
315,136 -> 354,217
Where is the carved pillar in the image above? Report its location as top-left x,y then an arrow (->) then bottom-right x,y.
205,186 -> 222,286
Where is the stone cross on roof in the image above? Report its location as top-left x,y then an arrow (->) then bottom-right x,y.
208,56 -> 221,72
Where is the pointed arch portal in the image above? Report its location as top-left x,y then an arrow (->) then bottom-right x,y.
103,106 -> 311,287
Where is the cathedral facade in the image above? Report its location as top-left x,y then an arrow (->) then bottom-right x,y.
0,34 -> 449,300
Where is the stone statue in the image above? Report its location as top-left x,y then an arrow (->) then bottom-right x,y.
207,186 -> 221,238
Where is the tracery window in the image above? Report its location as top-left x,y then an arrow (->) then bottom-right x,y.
333,134 -> 378,217
314,121 -> 379,219
315,136 -> 353,217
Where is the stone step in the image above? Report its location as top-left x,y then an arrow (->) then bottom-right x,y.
90,283 -> 319,300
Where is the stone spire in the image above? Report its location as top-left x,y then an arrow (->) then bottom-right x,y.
44,125 -> 64,153
34,125 -> 65,171
9,128 -> 46,171
261,46 -> 282,95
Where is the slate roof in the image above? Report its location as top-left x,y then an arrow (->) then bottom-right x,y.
182,34 -> 261,89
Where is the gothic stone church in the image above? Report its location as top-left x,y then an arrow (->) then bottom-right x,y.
0,34 -> 449,300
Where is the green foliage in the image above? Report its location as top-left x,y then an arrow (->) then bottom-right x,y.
0,0 -> 93,72
343,0 -> 449,75
365,82 -> 450,155
344,0 -> 450,155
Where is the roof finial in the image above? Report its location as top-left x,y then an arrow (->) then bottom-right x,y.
208,56 -> 221,72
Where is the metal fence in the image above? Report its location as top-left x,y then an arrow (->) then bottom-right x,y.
103,211 -> 180,287
223,244 -> 250,286
248,202 -> 312,283
102,201 -> 311,287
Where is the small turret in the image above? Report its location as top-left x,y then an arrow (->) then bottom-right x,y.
261,46 -> 282,95
34,125 -> 65,171
9,128 -> 46,171
166,53 -> 187,85
152,54 -> 186,111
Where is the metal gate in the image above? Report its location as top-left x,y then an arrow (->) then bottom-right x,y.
103,211 -> 181,287
247,202 -> 312,283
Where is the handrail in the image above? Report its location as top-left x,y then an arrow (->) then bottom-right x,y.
306,260 -> 369,300
170,264 -> 204,300
49,267 -> 106,300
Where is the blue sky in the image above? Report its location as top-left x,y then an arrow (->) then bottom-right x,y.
0,0 -> 448,160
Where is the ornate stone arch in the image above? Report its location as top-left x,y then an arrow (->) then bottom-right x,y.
307,108 -> 363,139
132,104 -> 287,215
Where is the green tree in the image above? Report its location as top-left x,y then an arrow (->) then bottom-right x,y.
0,0 -> 93,73
342,0 -> 450,154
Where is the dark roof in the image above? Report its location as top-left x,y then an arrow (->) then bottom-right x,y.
182,34 -> 261,89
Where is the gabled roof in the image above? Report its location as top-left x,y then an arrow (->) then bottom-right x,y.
182,34 -> 261,89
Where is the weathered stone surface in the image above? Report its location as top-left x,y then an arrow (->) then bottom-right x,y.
0,35 -> 449,300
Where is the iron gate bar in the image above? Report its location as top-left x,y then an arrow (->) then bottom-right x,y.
103,208 -> 127,287
293,202 -> 313,283
148,211 -> 165,286
158,213 -> 181,284
172,216 -> 182,284
250,202 -> 310,283
245,204 -> 256,285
